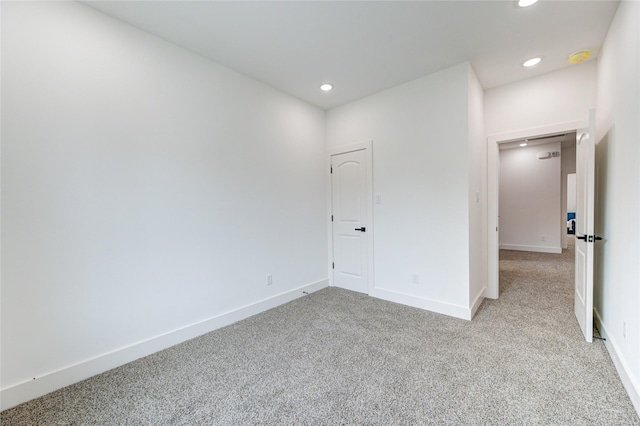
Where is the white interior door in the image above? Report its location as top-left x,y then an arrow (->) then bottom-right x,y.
575,109 -> 596,343
331,149 -> 369,293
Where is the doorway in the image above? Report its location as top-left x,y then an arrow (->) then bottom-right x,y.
487,120 -> 583,299
497,133 -> 577,304
488,111 -> 597,342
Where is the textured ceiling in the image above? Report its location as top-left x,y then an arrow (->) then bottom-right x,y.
86,1 -> 619,110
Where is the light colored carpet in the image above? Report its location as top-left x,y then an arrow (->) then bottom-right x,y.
3,238 -> 639,425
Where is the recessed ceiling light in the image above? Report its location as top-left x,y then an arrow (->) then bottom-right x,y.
520,143 -> 528,147
320,84 -> 333,92
522,57 -> 542,67
518,0 -> 539,7
568,50 -> 591,64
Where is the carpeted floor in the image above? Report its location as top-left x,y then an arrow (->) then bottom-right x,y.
3,238 -> 639,425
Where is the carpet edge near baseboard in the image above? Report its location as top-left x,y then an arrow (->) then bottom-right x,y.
0,278 -> 330,411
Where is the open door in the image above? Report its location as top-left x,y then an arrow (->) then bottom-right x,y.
574,109 -> 596,342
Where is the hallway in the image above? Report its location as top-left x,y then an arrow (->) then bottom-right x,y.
499,236 -> 575,299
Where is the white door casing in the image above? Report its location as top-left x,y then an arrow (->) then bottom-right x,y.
331,148 -> 369,294
574,109 -> 596,343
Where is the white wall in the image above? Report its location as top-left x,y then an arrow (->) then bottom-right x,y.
562,147 -> 577,185
326,62 -> 483,319
499,142 -> 562,253
467,66 -> 487,314
561,146 -> 577,249
594,0 -> 640,413
1,1 -> 328,409
567,174 -> 577,213
485,61 -> 597,136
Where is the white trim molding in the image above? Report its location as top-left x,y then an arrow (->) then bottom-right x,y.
470,286 -> 487,319
370,288 -> 475,321
499,244 -> 562,254
0,279 -> 329,411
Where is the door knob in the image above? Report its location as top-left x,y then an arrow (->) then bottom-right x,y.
577,234 -> 603,242
355,227 -> 366,232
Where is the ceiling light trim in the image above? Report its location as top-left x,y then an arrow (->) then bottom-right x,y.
522,57 -> 542,67
517,0 -> 539,7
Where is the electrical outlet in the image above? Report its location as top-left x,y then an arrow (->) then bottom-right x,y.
411,273 -> 419,284
623,321 -> 627,339
266,274 -> 273,286
540,235 -> 546,242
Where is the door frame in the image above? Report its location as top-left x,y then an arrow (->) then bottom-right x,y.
327,140 -> 374,293
486,120 -> 584,299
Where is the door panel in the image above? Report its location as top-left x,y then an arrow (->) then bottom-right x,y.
337,235 -> 362,276
337,162 -> 361,222
574,110 -> 596,343
332,149 -> 368,293
575,246 -> 586,303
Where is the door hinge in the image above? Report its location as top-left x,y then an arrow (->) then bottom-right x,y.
331,215 -> 334,222
332,262 -> 335,269
330,165 -> 333,174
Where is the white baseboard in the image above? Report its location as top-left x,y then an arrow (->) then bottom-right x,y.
370,287 -> 473,320
1,278 -> 329,411
499,244 -> 562,254
594,309 -> 640,416
469,287 -> 486,319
